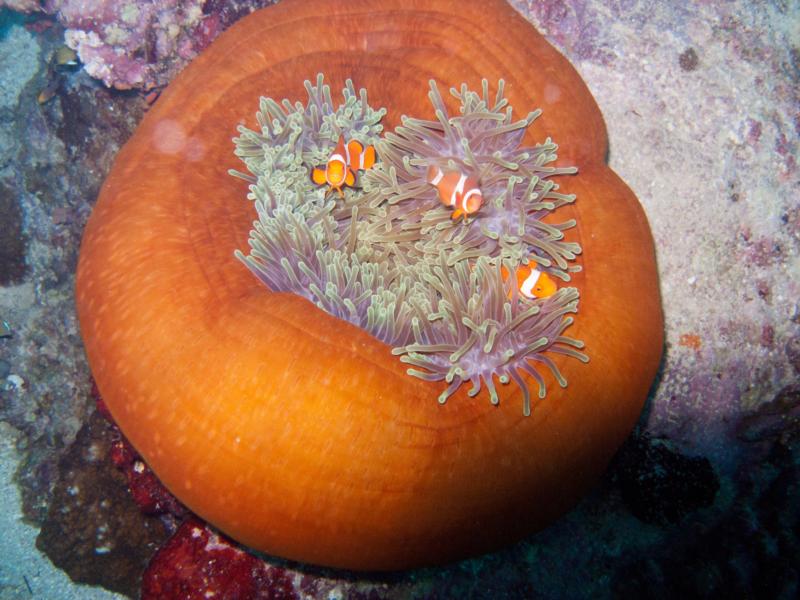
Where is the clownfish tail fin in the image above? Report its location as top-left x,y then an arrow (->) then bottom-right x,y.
362,145 -> 376,170
347,139 -> 363,162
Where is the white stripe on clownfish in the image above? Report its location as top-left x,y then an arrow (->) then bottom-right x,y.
448,173 -> 468,207
520,267 -> 544,298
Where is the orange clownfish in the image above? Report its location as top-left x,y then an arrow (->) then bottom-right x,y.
312,135 -> 376,197
501,262 -> 558,299
426,165 -> 483,221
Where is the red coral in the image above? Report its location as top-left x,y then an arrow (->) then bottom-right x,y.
126,458 -> 185,516
93,379 -> 185,516
142,519 -> 299,600
110,429 -> 185,516
108,437 -> 135,468
91,378 -> 113,420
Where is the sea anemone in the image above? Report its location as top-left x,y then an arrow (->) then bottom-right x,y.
76,0 -> 663,571
233,76 -> 588,415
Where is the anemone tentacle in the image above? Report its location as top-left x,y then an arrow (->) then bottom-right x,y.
233,75 -> 587,414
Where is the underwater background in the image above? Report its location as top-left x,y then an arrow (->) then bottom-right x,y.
0,0 -> 797,598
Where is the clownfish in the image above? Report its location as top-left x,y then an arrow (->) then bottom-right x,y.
312,135 -> 376,197
426,165 -> 483,221
501,261 -> 558,299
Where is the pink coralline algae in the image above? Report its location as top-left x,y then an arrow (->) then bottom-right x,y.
1,0 -> 41,11
510,0 -> 616,65
1,0 -> 274,89
57,0 -> 214,89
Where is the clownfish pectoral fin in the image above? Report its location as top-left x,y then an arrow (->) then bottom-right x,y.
451,207 -> 464,221
312,167 -> 327,186
362,145 -> 376,170
344,168 -> 356,187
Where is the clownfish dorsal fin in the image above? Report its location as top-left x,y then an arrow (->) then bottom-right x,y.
331,135 -> 346,161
